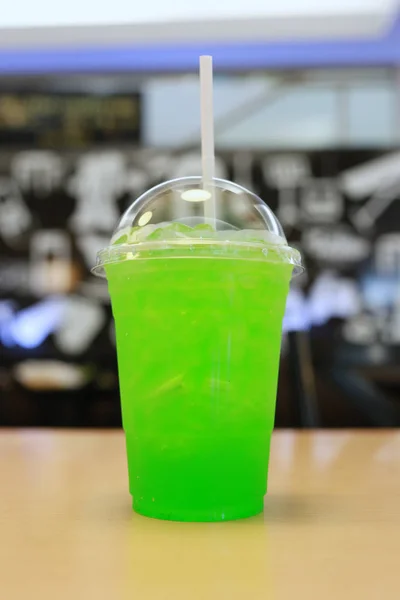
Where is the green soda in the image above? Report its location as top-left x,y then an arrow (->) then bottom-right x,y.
95,178 -> 302,521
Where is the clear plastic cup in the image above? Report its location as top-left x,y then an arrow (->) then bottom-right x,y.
93,177 -> 302,521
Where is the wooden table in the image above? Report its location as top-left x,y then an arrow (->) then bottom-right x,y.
1,430 -> 400,599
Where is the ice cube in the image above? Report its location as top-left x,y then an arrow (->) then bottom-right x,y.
145,222 -> 194,241
128,226 -> 141,242
111,227 -> 131,245
146,227 -> 168,241
190,223 -> 216,239
134,223 -> 159,242
193,223 -> 214,232
167,223 -> 193,237
259,231 -> 286,246
111,234 -> 128,245
234,230 -> 286,245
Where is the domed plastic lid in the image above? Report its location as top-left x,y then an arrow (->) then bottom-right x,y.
93,176 -> 302,277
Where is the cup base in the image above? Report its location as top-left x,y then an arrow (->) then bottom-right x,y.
132,497 -> 264,522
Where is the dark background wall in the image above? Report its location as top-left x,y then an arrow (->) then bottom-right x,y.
0,88 -> 399,427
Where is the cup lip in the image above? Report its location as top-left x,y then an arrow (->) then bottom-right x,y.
92,238 -> 304,279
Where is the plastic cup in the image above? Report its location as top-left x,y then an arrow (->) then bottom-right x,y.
93,177 -> 302,521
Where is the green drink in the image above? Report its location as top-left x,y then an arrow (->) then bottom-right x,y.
94,177 -> 302,521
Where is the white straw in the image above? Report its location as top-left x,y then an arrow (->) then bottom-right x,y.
199,55 -> 216,225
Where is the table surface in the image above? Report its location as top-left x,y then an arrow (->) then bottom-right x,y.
1,430 -> 400,600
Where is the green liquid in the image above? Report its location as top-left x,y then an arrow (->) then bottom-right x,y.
107,253 -> 292,521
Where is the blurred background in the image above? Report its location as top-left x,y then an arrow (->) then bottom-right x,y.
1,0 -> 400,428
